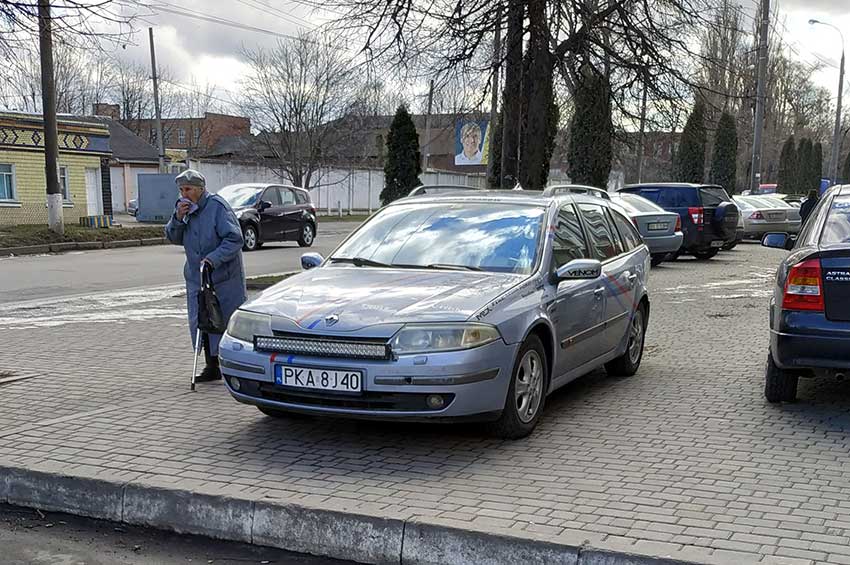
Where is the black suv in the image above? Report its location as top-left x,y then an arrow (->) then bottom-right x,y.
618,183 -> 740,260
217,183 -> 317,251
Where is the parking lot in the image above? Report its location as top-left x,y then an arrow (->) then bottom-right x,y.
1,242 -> 850,564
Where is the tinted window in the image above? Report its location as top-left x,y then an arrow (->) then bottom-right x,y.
263,187 -> 282,205
700,187 -> 731,206
553,205 -> 587,267
821,197 -> 850,245
279,188 -> 296,205
333,203 -> 545,274
579,204 -> 620,261
610,209 -> 643,250
657,188 -> 698,208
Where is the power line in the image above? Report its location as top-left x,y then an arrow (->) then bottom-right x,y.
235,0 -> 317,30
140,1 -> 304,41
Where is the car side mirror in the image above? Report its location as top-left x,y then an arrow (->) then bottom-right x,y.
301,252 -> 324,270
555,259 -> 602,281
258,200 -> 272,211
762,233 -> 793,250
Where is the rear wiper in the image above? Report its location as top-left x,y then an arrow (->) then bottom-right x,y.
329,257 -> 392,268
423,263 -> 482,271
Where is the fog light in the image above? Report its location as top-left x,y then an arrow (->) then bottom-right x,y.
426,395 -> 445,409
229,376 -> 241,391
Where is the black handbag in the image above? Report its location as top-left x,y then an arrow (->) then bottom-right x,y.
198,265 -> 227,334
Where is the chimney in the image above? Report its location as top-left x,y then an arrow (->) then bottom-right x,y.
92,103 -> 120,120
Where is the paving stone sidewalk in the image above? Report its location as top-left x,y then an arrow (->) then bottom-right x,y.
1,244 -> 849,565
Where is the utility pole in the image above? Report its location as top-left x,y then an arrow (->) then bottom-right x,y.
809,19 -> 845,185
749,0 -> 769,193
486,5 -> 502,185
637,83 -> 648,183
38,0 -> 63,235
421,79 -> 434,172
149,27 -> 166,173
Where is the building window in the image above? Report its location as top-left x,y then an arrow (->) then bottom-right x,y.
151,130 -> 158,146
59,166 -> 70,201
193,128 -> 201,145
0,164 -> 15,200
178,128 -> 186,144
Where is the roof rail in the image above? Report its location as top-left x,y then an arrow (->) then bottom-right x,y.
407,184 -> 484,197
542,184 -> 611,200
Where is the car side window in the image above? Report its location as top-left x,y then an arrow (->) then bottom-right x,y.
610,209 -> 642,250
552,205 -> 588,268
263,187 -> 282,206
578,204 -> 620,261
279,188 -> 296,206
294,190 -> 309,205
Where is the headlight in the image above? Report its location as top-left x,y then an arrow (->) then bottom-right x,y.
390,323 -> 500,355
226,310 -> 272,342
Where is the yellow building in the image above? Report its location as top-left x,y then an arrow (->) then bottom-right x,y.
0,112 -> 112,226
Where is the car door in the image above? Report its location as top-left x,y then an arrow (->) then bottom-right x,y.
276,187 -> 302,239
259,186 -> 283,240
550,204 -> 606,380
577,203 -> 633,354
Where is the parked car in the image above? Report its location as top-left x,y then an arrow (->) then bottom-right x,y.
609,193 -> 683,266
760,185 -> 850,402
127,199 -> 138,217
618,183 -> 740,260
219,190 -> 651,438
734,196 -> 795,238
216,183 -> 317,251
762,196 -> 802,233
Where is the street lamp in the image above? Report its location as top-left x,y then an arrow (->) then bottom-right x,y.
809,18 -> 846,185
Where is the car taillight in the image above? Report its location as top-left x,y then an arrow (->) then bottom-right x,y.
749,211 -> 764,220
688,207 -> 704,226
782,259 -> 824,312
675,216 -> 681,232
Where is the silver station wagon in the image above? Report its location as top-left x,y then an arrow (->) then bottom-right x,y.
220,190 -> 651,438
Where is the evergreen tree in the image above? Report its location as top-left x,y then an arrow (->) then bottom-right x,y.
796,138 -> 813,194
811,142 -> 824,192
380,105 -> 422,205
674,100 -> 707,183
709,112 -> 738,193
567,66 -> 612,187
777,135 -> 797,194
843,150 -> 850,183
487,112 -> 503,188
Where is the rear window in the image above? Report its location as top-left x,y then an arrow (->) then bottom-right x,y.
624,187 -> 699,208
699,187 -> 731,206
821,197 -> 850,245
733,198 -> 754,210
620,194 -> 662,213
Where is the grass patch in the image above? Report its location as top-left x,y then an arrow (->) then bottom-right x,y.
0,224 -> 167,248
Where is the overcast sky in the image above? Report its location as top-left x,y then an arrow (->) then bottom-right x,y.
113,0 -> 850,112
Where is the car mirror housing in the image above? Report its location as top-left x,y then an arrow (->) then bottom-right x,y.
258,200 -> 272,211
555,259 -> 602,281
301,252 -> 324,270
762,232 -> 790,250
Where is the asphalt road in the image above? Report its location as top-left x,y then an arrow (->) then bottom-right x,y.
0,223 -> 359,304
0,504 -> 350,565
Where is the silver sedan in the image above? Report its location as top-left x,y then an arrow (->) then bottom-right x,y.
734,196 -> 795,237
219,191 -> 651,438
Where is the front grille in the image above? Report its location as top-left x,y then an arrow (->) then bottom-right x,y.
254,333 -> 391,360
257,383 -> 454,412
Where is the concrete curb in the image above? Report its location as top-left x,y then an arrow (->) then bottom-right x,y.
76,241 -> 104,251
0,463 -> 705,565
49,242 -> 78,253
103,239 -> 143,249
0,238 -> 167,256
0,244 -> 51,256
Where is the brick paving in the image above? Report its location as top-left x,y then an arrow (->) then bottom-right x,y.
1,243 -> 850,564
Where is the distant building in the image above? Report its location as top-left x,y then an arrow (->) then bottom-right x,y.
0,111 -> 112,226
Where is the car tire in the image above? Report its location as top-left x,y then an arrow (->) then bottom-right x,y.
492,334 -> 548,440
605,303 -> 647,377
650,254 -> 667,267
692,249 -> 719,260
298,223 -> 315,247
257,406 -> 310,419
764,352 -> 798,403
243,225 -> 260,252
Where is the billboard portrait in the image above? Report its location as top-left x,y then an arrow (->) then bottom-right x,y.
455,118 -> 490,166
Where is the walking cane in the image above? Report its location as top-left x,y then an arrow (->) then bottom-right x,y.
190,262 -> 207,392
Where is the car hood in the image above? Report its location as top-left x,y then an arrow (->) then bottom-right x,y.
244,266 -> 528,331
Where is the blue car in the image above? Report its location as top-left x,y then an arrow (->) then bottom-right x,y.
761,185 -> 850,402
219,190 -> 651,438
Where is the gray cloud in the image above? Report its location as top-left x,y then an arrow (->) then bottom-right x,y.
777,0 -> 850,16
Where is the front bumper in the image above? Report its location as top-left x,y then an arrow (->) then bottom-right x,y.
219,334 -> 519,420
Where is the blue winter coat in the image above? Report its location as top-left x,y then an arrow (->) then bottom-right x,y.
165,191 -> 246,356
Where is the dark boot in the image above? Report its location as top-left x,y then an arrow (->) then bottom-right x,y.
196,334 -> 221,382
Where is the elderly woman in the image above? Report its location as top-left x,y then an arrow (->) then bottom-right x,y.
165,170 -> 246,382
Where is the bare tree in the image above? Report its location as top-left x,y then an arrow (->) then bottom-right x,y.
240,32 -> 359,188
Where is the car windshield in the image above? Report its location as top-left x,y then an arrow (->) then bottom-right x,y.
700,187 -> 731,206
821,196 -> 850,245
619,194 -> 662,213
331,202 -> 545,274
218,185 -> 262,208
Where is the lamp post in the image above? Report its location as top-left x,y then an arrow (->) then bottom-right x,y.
809,18 -> 845,185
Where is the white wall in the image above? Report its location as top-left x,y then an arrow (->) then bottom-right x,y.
188,159 -> 285,193
110,166 -> 125,212
109,164 -> 160,212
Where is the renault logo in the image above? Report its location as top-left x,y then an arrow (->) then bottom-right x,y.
324,314 -> 339,327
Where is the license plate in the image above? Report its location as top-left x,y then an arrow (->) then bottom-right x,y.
767,213 -> 784,221
711,240 -> 724,248
647,222 -> 668,231
274,364 -> 362,392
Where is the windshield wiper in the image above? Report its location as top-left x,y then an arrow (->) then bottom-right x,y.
423,263 -> 482,271
329,257 -> 393,268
